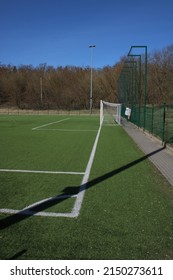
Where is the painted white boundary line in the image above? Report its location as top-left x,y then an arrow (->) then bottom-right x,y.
0,169 -> 84,175
0,194 -> 77,217
0,195 -> 78,218
23,194 -> 78,210
36,129 -> 97,132
32,118 -> 70,130
0,208 -> 76,217
71,124 -> 102,217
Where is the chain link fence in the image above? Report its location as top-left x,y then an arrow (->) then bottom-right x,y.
117,46 -> 173,147
121,103 -> 173,147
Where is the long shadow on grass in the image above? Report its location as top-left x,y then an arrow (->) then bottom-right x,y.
0,146 -> 165,230
86,145 -> 166,190
8,249 -> 27,260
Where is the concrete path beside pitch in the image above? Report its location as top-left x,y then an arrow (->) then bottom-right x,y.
122,119 -> 173,187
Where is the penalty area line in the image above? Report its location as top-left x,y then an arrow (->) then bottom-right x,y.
32,118 -> 70,130
34,129 -> 97,132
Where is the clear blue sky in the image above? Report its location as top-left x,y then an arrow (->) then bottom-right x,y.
0,0 -> 173,68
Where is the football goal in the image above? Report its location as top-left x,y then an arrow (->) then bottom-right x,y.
100,100 -> 122,126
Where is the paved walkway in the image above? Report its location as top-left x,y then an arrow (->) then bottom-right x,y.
122,119 -> 173,186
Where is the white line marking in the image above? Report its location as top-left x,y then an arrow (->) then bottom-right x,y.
35,129 -> 97,132
23,194 -> 77,210
0,208 -> 76,217
32,118 -> 70,130
71,124 -> 102,217
0,169 -> 84,175
0,195 -> 78,217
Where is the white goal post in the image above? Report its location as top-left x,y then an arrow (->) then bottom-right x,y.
100,100 -> 122,126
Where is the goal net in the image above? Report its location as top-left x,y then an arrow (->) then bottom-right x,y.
100,100 -> 122,126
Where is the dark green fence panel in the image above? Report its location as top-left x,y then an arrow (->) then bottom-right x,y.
165,105 -> 173,144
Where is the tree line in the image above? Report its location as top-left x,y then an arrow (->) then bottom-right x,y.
0,44 -> 172,110
147,44 -> 173,104
0,63 -> 119,110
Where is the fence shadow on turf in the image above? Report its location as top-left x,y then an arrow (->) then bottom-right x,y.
0,146 -> 165,230
8,249 -> 27,260
85,145 -> 166,190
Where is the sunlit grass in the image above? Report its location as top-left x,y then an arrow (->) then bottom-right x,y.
0,115 -> 173,260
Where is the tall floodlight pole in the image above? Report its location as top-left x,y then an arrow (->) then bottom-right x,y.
89,45 -> 96,114
40,77 -> 43,104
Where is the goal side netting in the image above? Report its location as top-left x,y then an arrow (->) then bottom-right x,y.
100,100 -> 122,126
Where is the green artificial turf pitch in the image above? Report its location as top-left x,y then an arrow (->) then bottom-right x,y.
0,114 -> 173,259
